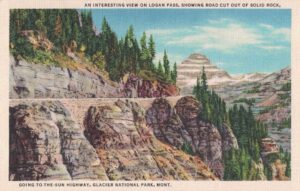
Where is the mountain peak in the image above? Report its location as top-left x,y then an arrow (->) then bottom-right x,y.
188,53 -> 208,60
177,53 -> 232,95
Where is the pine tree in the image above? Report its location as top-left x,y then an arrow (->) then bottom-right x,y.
285,152 -> 291,177
70,10 -> 81,44
54,13 -> 62,36
171,62 -> 177,83
140,32 -> 149,70
252,141 -> 260,162
201,66 -> 208,92
193,77 -> 201,100
99,17 -> 121,80
80,10 -> 96,56
224,149 -> 241,180
9,10 -> 18,45
54,14 -> 63,47
199,67 -> 210,121
148,34 -> 155,60
157,60 -> 164,76
123,25 -> 140,73
163,50 -> 170,78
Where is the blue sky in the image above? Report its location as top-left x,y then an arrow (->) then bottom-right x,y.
91,9 -> 291,74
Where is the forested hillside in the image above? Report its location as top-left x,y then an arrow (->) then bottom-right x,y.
10,9 -> 177,84
193,67 -> 290,180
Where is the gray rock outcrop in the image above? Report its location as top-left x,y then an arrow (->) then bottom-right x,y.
9,55 -> 121,98
9,101 -> 108,180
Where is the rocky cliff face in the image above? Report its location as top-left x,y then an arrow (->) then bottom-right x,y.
83,99 -> 217,180
9,99 -> 218,181
122,74 -> 179,98
9,55 -> 122,98
146,96 -> 239,179
260,138 -> 289,180
9,101 -> 108,180
10,55 -> 179,99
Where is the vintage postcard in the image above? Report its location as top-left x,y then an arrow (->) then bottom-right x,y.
0,0 -> 300,191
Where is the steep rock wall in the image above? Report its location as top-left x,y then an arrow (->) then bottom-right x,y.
146,97 -> 239,179
10,55 -> 180,99
9,99 -> 217,181
9,55 -> 122,98
9,101 -> 108,180
83,99 -> 217,180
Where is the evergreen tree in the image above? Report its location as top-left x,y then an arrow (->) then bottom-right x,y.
223,149 -> 241,180
192,65 -> 269,180
163,50 -> 170,78
54,14 -> 63,47
148,34 -> 155,60
171,62 -> 177,83
193,77 -> 201,99
148,34 -> 155,71
157,60 -> 164,76
69,10 -> 81,44
140,32 -> 149,70
200,66 -> 208,92
80,10 -> 96,56
9,9 -> 173,84
123,25 -> 140,74
99,17 -> 121,81
44,10 -> 59,43
285,152 -> 291,177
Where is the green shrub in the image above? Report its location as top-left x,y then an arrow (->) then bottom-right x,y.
11,35 -> 34,58
245,86 -> 260,94
92,51 -> 106,71
280,82 -> 291,91
30,49 -> 57,65
181,142 -> 194,156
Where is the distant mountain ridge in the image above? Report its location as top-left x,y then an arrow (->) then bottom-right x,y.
177,53 -> 277,95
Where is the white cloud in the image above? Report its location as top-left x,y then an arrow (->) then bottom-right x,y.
167,23 -> 262,52
146,18 -> 290,54
259,23 -> 290,41
259,23 -> 274,30
207,18 -> 235,25
145,29 -> 178,36
145,28 -> 190,36
215,62 -> 226,66
260,45 -> 285,50
272,28 -> 290,41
